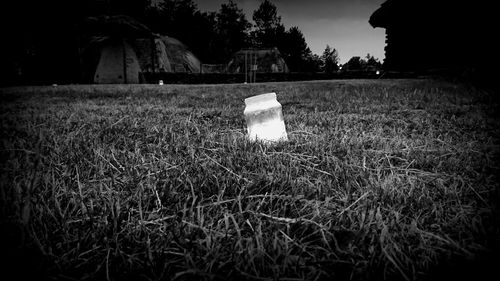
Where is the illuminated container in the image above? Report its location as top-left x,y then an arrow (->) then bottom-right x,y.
244,93 -> 288,142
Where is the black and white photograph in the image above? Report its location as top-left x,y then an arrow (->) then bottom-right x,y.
1,1 -> 499,280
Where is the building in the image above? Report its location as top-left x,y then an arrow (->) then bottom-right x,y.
369,0 -> 496,74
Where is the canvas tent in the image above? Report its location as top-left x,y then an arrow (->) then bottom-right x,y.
90,38 -> 141,84
226,48 -> 289,74
158,36 -> 201,73
80,15 -> 201,84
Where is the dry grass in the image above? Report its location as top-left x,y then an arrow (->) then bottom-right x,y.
1,79 -> 499,281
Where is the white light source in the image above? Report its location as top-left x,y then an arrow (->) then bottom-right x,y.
159,80 -> 164,85
244,93 -> 288,143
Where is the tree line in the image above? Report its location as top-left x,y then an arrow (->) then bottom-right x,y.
139,0 -> 341,73
0,0 -> 381,84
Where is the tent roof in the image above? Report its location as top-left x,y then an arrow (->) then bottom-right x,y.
233,48 -> 283,56
159,36 -> 201,73
78,15 -> 202,75
227,47 -> 289,73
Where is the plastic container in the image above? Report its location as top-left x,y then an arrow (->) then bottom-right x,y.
244,92 -> 288,142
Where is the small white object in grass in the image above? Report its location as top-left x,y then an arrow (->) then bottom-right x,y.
52,84 -> 58,87
244,92 -> 288,143
376,70 -> 380,75
159,80 -> 163,85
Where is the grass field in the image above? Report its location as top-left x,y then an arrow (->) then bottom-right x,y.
1,79 -> 499,281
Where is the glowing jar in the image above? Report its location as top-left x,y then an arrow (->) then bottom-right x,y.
244,92 -> 288,142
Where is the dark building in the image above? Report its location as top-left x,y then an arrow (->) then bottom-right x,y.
369,0 -> 497,76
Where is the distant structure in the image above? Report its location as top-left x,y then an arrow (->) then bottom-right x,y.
369,0 -> 496,74
80,15 -> 201,84
226,48 -> 289,74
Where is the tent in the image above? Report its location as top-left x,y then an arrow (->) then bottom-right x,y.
91,38 -> 141,84
159,36 -> 201,73
80,15 -> 201,84
129,36 -> 201,74
226,48 -> 289,74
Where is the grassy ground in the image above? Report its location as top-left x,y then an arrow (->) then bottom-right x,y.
1,79 -> 499,281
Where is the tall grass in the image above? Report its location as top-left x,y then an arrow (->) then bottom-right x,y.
1,79 -> 499,281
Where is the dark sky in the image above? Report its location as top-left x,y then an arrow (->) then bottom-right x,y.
193,0 -> 386,63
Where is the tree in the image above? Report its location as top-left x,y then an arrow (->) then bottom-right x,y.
214,0 -> 251,61
321,45 -> 340,73
195,12 -> 218,63
344,56 -> 365,71
154,0 -> 216,62
109,0 -> 152,19
302,53 -> 322,73
280,26 -> 312,72
157,0 -> 198,37
343,54 -> 382,72
252,0 -> 285,48
146,0 -> 253,63
364,53 -> 382,70
251,2 -> 319,72
253,0 -> 281,32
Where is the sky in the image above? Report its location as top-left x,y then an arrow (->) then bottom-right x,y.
192,0 -> 386,64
